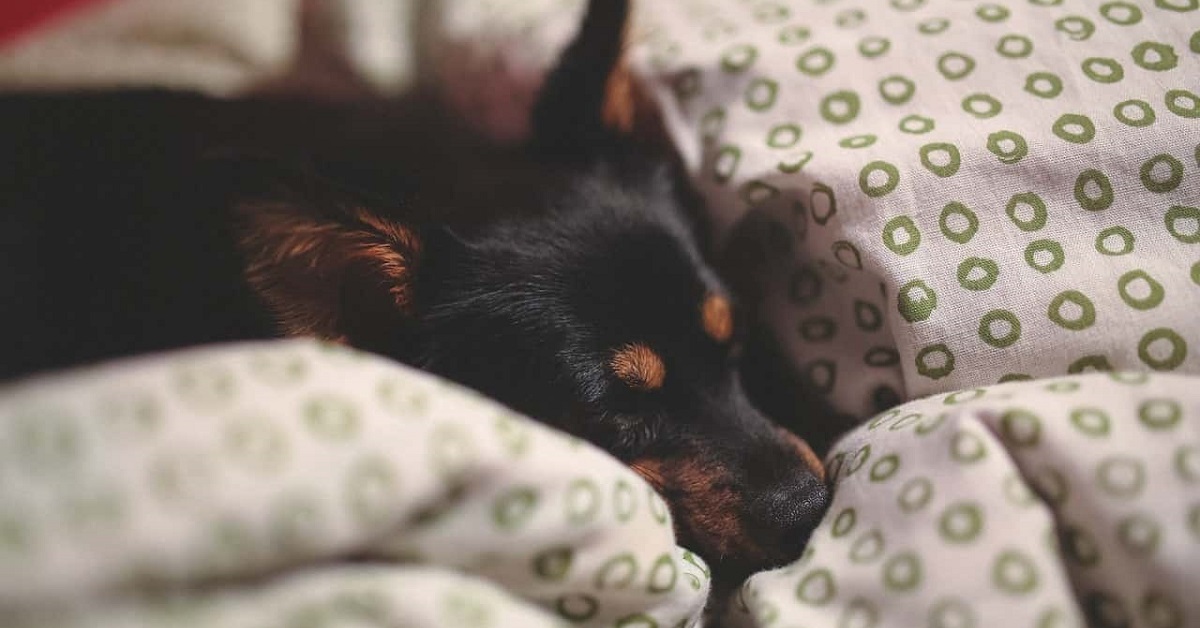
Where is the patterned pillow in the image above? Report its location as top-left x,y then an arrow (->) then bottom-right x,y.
630,0 -> 1200,420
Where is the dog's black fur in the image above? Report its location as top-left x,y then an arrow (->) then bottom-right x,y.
0,0 -> 828,579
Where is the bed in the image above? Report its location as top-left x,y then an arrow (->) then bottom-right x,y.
1,1 -> 1197,626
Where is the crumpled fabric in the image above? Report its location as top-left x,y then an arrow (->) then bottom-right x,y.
0,340 -> 709,628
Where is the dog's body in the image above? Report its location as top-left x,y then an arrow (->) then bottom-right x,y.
0,0 -> 827,578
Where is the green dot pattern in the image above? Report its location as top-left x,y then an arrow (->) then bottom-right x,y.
634,0 -> 1200,419
0,340 -> 707,627
5,2 -> 1200,626
731,372 -> 1200,628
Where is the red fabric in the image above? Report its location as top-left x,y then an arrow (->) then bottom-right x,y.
0,0 -> 112,47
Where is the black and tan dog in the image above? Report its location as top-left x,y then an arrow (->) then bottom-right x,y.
0,0 -> 827,578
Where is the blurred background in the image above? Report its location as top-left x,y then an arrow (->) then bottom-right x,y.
0,0 -> 588,123
0,0 -> 599,379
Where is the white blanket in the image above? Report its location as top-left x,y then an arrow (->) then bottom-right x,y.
4,2 -> 1198,626
0,341 -> 709,627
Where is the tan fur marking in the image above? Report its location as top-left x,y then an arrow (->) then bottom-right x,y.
610,343 -> 666,390
600,15 -> 665,139
593,12 -> 676,155
778,428 -> 826,481
236,202 -> 421,340
634,455 -> 751,561
603,61 -> 637,134
349,207 -> 422,311
629,459 -> 667,491
351,208 -> 423,257
701,294 -> 734,343
600,9 -> 635,134
671,457 -> 746,558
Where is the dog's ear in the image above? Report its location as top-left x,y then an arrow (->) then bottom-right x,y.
531,0 -> 659,152
209,157 -> 427,350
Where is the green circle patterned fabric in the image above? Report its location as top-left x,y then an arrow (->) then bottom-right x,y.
631,0 -> 1200,420
0,340 -> 708,628
726,372 -> 1200,628
426,3 -> 1200,623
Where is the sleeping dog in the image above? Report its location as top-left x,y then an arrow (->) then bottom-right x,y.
0,0 -> 828,578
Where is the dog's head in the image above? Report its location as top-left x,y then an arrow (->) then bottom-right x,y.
223,0 -> 827,577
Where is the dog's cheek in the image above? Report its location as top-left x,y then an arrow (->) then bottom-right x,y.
629,458 -> 667,492
632,456 -> 763,565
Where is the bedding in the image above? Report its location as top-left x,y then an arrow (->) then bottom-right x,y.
0,0 -> 300,96
1,1 -> 1198,626
625,0 -> 1200,423
0,0 -> 418,97
3,346 -> 1196,628
725,371 -> 1200,627
426,0 -> 1199,422
0,340 -> 710,628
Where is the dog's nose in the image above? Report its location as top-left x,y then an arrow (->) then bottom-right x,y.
750,467 -> 830,559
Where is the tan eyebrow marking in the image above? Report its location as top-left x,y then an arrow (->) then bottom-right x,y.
701,294 -> 733,343
610,343 -> 666,390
